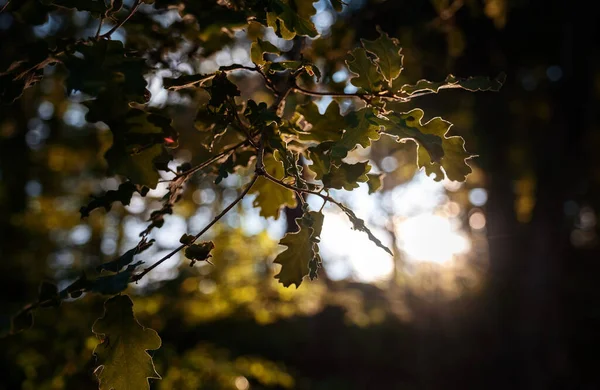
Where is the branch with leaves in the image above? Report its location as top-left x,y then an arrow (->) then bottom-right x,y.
0,1 -> 503,389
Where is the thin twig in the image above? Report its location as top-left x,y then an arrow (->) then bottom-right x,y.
255,135 -> 265,174
228,98 -> 259,148
100,0 -> 141,38
292,82 -> 406,102
132,174 -> 259,281
94,18 -> 104,40
177,140 -> 248,179
254,66 -> 278,94
0,0 -> 12,13
262,170 -> 344,209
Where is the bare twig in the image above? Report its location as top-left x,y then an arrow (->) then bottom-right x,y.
132,174 -> 259,281
0,0 -> 12,13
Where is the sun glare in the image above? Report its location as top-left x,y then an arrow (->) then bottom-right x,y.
396,214 -> 470,264
319,211 -> 395,283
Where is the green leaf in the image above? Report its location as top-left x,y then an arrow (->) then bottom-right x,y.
322,161 -> 371,191
65,40 -> 148,102
80,182 -> 148,218
102,109 -> 175,189
163,74 -> 214,91
308,141 -> 371,190
274,211 -> 324,287
91,263 -> 141,295
399,73 -> 506,95
380,109 -> 474,181
249,154 -> 297,219
184,241 -> 215,266
308,253 -> 322,280
266,0 -> 319,39
96,238 -> 154,273
346,47 -> 383,92
361,27 -> 404,85
93,295 -> 162,390
340,204 -> 392,255
296,101 -> 345,142
367,173 -> 384,194
306,142 -> 334,180
263,60 -> 321,80
263,124 -> 310,189
204,72 -> 240,108
251,38 -> 281,66
331,106 -> 382,161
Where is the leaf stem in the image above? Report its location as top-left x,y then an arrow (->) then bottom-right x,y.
131,174 -> 259,281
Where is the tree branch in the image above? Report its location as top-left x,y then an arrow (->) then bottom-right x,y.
261,170 -> 344,209
176,140 -> 248,180
132,174 -> 259,282
292,82 -> 407,102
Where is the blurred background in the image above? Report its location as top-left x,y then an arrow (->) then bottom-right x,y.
1,0 -> 599,389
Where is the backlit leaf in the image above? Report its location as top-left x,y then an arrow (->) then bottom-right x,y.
367,173 -> 384,194
93,295 -> 162,390
250,154 -> 297,219
346,47 -> 383,92
331,106 -> 382,161
322,161 -> 371,190
399,73 -> 506,95
266,0 -> 318,39
296,101 -> 345,142
361,28 -> 403,85
251,38 -> 281,66
380,109 -> 474,181
274,211 -> 324,287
